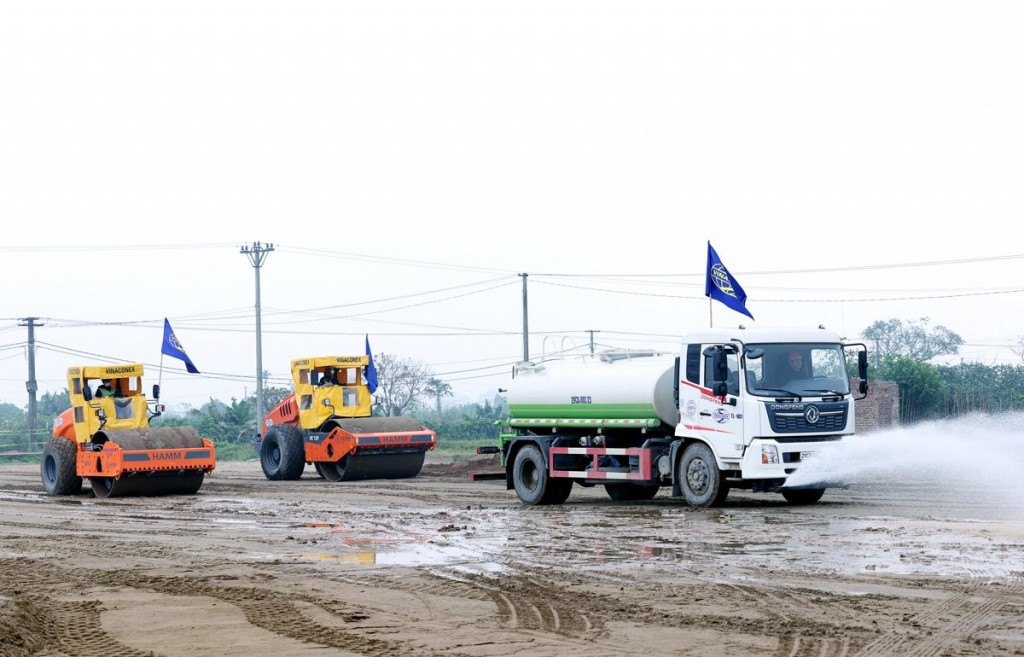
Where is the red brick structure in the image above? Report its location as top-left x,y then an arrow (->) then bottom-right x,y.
852,379 -> 899,432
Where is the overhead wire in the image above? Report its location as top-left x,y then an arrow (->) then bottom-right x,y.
276,244 -> 515,275
35,342 -> 292,385
530,277 -> 1024,303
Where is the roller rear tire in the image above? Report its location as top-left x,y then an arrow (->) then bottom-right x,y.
260,425 -> 306,480
41,439 -> 82,496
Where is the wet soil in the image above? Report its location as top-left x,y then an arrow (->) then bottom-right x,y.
1,456 -> 1022,656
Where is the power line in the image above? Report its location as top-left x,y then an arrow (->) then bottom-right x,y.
0,242 -> 236,253
34,342 -> 291,385
276,244 -> 515,275
531,278 -> 1024,303
531,252 -> 1024,277
42,277 -> 519,332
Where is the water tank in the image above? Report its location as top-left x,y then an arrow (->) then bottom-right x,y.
507,352 -> 677,426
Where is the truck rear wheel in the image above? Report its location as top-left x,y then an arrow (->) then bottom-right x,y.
782,488 -> 825,505
605,483 -> 660,501
512,444 -> 571,505
260,425 -> 305,480
679,442 -> 725,508
41,438 -> 82,496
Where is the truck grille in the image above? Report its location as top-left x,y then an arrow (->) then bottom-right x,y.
766,401 -> 848,434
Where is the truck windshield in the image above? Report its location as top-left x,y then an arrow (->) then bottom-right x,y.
743,343 -> 851,397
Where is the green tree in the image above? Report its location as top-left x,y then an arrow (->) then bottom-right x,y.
420,399 -> 505,442
424,378 -> 453,413
874,356 -> 943,423
0,403 -> 22,420
252,385 -> 292,417
38,389 -> 70,417
861,317 -> 963,367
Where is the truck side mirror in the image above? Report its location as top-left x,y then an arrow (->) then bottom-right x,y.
857,350 -> 869,397
711,350 -> 727,384
152,384 -> 160,400
83,385 -> 93,402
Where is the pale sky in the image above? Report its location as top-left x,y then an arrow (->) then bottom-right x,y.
2,1 -> 1023,412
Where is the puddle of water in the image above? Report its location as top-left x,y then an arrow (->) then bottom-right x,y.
290,552 -> 377,566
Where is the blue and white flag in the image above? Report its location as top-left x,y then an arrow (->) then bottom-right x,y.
161,318 -> 200,373
365,335 -> 378,394
705,242 -> 755,320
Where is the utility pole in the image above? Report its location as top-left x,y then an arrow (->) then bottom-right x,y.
585,329 -> 600,355
240,242 -> 274,431
519,273 -> 529,362
19,317 -> 42,449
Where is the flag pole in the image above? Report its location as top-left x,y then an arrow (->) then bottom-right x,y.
709,297 -> 713,328
158,352 -> 164,399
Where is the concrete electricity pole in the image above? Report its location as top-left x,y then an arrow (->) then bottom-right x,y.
519,273 -> 529,362
240,242 -> 274,430
18,317 -> 42,448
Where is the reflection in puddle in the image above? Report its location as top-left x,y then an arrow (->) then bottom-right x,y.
293,552 -> 377,566
285,514 -> 510,571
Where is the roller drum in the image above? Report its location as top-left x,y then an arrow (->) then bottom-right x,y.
91,427 -> 207,497
324,416 -> 430,481
332,417 -> 427,434
334,452 -> 426,481
99,426 -> 205,450
90,472 -> 205,498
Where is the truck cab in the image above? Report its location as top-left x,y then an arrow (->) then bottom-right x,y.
677,327 -> 868,504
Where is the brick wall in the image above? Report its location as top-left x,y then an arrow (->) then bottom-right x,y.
851,378 -> 899,433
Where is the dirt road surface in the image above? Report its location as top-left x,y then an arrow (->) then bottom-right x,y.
2,457 -> 1023,657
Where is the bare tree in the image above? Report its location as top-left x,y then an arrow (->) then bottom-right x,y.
373,353 -> 433,416
1011,336 -> 1024,363
861,317 -> 964,367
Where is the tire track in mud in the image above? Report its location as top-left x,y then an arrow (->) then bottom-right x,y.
343,568 -> 605,640
851,579 -> 1022,657
723,583 -> 862,657
0,558 -> 466,657
0,594 -> 154,657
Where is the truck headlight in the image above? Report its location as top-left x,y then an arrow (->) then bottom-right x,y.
761,444 -> 780,465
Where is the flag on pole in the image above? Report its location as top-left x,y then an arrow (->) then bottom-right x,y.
705,242 -> 755,320
365,335 -> 378,394
161,318 -> 200,373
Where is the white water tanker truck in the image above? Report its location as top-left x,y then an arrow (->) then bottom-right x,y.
488,327 -> 868,507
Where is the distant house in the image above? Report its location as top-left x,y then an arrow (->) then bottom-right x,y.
853,378 -> 899,432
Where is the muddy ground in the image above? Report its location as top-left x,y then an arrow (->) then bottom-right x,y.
1,456 -> 1022,657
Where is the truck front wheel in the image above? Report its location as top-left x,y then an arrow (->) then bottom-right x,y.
679,442 -> 725,508
512,444 -> 571,505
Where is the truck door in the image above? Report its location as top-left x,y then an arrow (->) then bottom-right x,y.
681,344 -> 744,446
